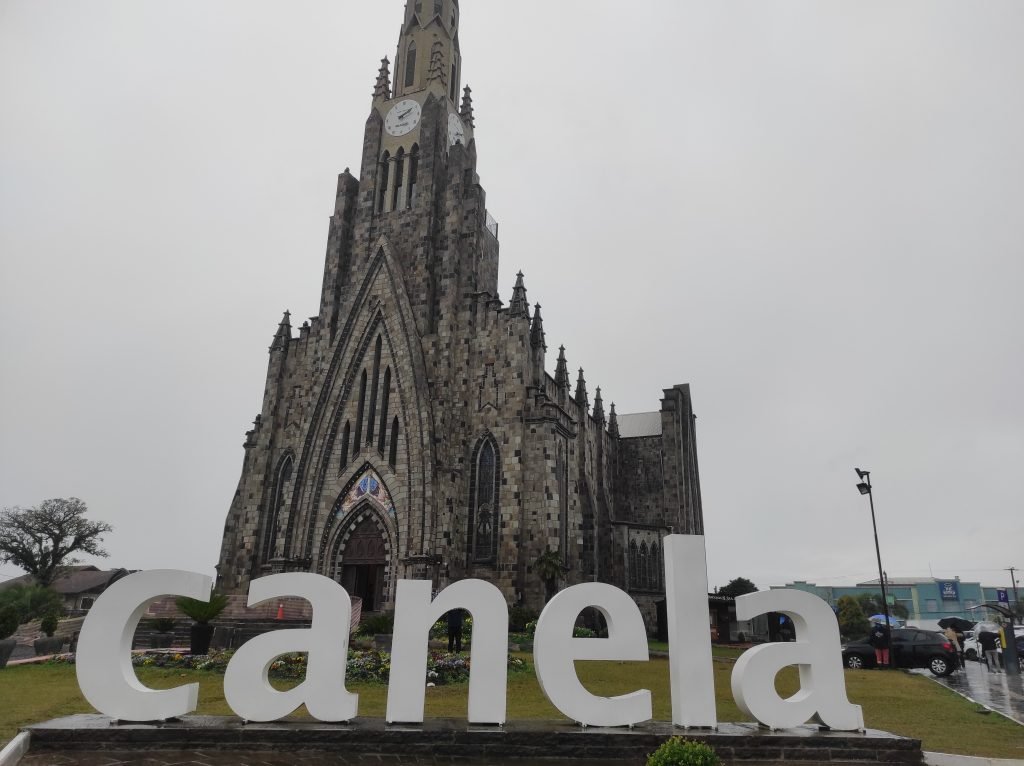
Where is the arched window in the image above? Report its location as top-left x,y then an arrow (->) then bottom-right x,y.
407,145 -> 419,208
262,454 -> 293,562
340,421 -> 351,469
377,151 -> 390,213
353,369 -> 367,452
389,416 -> 400,467
557,442 -> 568,556
392,147 -> 405,212
404,42 -> 417,88
449,62 -> 457,101
629,541 -> 639,589
638,542 -> 649,590
468,435 -> 500,563
377,367 -> 391,454
367,336 -> 382,445
650,543 -> 661,590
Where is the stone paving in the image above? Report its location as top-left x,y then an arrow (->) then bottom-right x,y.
913,657 -> 1024,725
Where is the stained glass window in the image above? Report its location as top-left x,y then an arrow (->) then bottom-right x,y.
470,436 -> 499,563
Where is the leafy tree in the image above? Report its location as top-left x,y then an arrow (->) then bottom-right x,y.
0,584 -> 64,624
836,595 -> 870,639
718,577 -> 758,599
855,593 -> 908,620
0,498 -> 112,586
534,548 -> 564,603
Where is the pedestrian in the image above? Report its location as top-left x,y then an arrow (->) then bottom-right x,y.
446,608 -> 465,653
943,626 -> 962,672
978,629 -> 1000,673
868,621 -> 891,668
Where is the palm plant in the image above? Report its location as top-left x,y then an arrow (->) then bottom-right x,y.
534,548 -> 564,603
175,593 -> 229,655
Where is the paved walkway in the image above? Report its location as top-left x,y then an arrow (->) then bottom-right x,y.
914,658 -> 1024,725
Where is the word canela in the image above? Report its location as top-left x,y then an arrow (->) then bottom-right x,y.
76,536 -> 863,731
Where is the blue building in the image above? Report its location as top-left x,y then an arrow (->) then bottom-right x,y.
776,577 -> 1011,628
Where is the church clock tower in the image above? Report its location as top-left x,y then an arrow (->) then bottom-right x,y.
218,0 -> 705,630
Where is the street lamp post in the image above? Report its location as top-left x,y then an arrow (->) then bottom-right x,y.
856,468 -> 893,669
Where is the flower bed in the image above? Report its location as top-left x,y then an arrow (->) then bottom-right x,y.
48,649 -> 528,686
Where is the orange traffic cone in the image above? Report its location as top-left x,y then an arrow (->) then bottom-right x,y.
276,602 -> 285,620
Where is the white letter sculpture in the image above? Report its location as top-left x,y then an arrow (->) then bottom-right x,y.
223,574 -> 358,722
664,535 -> 717,728
534,582 -> 652,727
731,589 -> 864,731
387,578 -> 508,724
77,569 -> 211,721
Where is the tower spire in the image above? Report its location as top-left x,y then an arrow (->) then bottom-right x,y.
575,368 -> 589,412
554,346 -> 569,390
460,86 -> 475,127
608,403 -> 620,438
530,304 -> 546,350
373,57 -> 391,102
271,310 -> 292,352
509,271 -> 529,318
394,0 -> 462,101
593,386 -> 605,424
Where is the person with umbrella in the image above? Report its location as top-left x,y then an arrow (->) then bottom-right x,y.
939,617 -> 974,670
942,624 -> 963,672
868,617 -> 891,668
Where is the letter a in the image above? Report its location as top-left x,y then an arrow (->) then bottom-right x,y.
731,589 -> 864,731
223,574 -> 358,722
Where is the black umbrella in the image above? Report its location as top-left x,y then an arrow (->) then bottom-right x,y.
938,617 -> 975,631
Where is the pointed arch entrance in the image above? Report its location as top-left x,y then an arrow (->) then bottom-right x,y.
322,467 -> 397,613
338,514 -> 387,611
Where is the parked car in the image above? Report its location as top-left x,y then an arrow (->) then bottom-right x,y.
842,628 -> 957,676
963,626 -> 1024,662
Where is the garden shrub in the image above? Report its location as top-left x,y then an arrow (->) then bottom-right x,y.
153,617 -> 176,633
508,605 -> 537,632
357,612 -> 395,636
0,606 -> 19,640
40,612 -> 59,637
647,737 -> 720,766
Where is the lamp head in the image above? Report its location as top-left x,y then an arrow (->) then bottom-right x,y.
855,467 -> 869,480
857,482 -> 871,496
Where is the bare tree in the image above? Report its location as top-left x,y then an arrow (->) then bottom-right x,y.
0,498 -> 113,586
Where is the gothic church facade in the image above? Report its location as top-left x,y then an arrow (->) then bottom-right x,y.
216,0 -> 704,628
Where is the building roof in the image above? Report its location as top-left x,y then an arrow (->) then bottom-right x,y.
617,412 -> 662,438
0,566 -> 130,595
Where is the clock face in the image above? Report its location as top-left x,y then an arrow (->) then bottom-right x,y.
385,99 -> 422,137
448,113 -> 466,146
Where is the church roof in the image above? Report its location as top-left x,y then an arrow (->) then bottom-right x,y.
617,412 -> 662,438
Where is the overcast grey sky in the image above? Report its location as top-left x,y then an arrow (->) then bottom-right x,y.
1,1 -> 1022,594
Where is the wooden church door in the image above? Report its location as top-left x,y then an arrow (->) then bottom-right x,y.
339,515 -> 387,612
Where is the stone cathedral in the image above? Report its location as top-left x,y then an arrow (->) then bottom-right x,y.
217,0 -> 704,629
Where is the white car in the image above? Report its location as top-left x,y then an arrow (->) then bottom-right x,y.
963,625 -> 1024,661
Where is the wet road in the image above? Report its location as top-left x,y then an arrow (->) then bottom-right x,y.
914,657 -> 1024,725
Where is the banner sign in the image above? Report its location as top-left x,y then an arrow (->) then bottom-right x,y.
997,589 -> 1009,604
938,581 -> 959,601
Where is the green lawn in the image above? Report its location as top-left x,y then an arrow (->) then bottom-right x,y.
1,656 -> 1021,759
